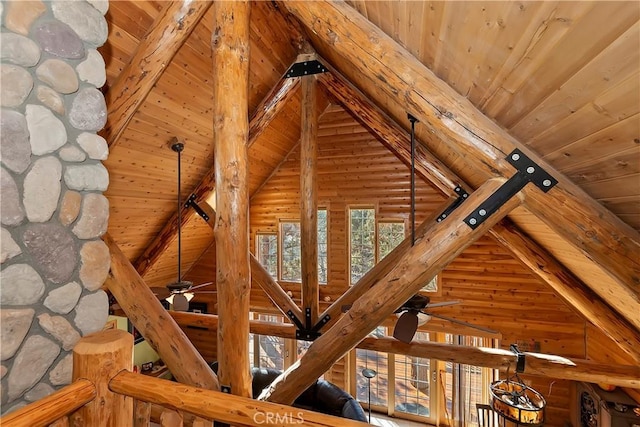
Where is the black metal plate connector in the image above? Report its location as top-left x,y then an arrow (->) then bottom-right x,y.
464,149 -> 557,229
185,193 -> 210,222
437,186 -> 469,222
285,60 -> 328,78
292,308 -> 330,341
510,344 -> 526,373
506,149 -> 558,193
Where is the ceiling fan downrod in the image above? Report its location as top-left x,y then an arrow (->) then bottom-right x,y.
408,114 -> 418,246
171,140 -> 185,285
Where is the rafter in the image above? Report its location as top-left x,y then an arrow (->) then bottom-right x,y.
102,233 -> 219,391
283,0 -> 640,328
260,178 -> 524,404
103,0 -> 212,148
132,71 -> 300,278
318,68 -> 640,362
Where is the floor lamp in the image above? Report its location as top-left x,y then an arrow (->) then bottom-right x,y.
362,368 -> 377,424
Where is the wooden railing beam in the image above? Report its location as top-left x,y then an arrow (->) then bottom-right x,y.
170,312 -> 640,389
109,371 -> 368,427
0,379 -> 95,427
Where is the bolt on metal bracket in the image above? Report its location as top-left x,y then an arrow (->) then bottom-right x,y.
464,149 -> 557,230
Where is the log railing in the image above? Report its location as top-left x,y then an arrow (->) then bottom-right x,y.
0,379 -> 96,427
0,330 -> 367,427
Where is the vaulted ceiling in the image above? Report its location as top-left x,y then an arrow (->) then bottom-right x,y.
99,0 -> 639,357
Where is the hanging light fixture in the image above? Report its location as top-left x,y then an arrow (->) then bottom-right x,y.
490,372 -> 546,425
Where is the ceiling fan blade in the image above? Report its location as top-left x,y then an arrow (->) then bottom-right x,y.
426,300 -> 461,308
393,311 -> 419,343
172,293 -> 190,311
150,287 -> 171,300
190,281 -> 214,291
427,313 -> 498,334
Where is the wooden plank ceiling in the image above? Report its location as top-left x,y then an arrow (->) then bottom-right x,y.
99,1 -> 638,327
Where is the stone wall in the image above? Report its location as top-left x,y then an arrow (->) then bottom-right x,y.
1,0 -> 110,413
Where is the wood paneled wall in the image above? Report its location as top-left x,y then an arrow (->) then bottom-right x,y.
183,104 -> 620,427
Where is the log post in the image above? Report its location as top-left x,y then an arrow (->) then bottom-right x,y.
103,0 -> 212,148
212,0 -> 252,398
300,73 -> 319,325
103,233 -> 219,390
260,178 -> 523,404
71,329 -> 133,427
283,0 -> 640,327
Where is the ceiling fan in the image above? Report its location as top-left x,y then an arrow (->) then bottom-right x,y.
150,140 -> 216,312
393,294 -> 498,343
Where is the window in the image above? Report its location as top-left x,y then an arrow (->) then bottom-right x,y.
280,221 -> 301,282
352,331 -> 497,425
256,234 -> 278,278
317,209 -> 328,283
276,209 -> 328,283
378,221 -> 405,260
252,314 -> 287,370
350,208 -> 376,284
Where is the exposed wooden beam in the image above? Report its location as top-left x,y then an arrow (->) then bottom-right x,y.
212,0 -> 252,398
319,67 -> 640,363
318,69 -> 460,196
110,371 -> 369,427
284,0 -> 640,327
359,337 -> 640,389
301,73 -> 320,325
197,202 -> 304,322
103,233 -> 219,390
103,0 -> 212,148
260,178 -> 524,404
132,70 -> 300,278
491,220 -> 640,363
170,312 -> 640,389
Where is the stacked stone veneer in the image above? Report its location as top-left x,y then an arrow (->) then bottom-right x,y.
1,0 -> 111,413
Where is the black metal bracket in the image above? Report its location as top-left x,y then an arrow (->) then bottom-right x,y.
437,186 -> 469,222
291,308 -> 330,341
185,193 -> 210,222
285,60 -> 328,78
464,149 -> 557,229
510,344 -> 526,373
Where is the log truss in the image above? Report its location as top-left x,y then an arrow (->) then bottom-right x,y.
102,0 -> 640,409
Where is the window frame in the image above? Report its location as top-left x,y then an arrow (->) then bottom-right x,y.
255,232 -> 278,279
348,206 -> 377,286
